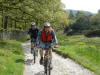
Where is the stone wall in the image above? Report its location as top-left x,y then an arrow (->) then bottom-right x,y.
0,30 -> 26,40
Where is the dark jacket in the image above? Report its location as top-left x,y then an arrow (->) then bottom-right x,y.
27,27 -> 40,39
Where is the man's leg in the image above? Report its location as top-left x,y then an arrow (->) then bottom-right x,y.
31,42 -> 34,53
40,49 -> 43,57
40,49 -> 44,65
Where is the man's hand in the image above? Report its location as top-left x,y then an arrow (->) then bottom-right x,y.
27,35 -> 30,40
27,38 -> 30,40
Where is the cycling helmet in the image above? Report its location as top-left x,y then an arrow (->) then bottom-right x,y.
44,22 -> 51,27
31,22 -> 36,26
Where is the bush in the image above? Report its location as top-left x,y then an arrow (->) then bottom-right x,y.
85,29 -> 100,37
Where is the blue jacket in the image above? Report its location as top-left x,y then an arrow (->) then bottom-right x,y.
27,27 -> 40,39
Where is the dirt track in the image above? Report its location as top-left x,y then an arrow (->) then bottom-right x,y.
22,41 -> 95,75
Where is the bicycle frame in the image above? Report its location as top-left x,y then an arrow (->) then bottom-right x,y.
31,43 -> 38,63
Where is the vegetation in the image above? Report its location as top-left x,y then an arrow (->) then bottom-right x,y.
56,35 -> 100,75
0,0 -> 100,75
0,40 -> 24,75
65,10 -> 100,37
0,0 -> 69,31
85,29 -> 100,37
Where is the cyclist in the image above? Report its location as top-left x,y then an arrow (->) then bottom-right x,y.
37,22 -> 58,68
27,22 -> 40,54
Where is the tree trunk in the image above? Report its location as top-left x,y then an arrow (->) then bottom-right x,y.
24,20 -> 27,30
4,16 -> 8,29
2,10 -> 4,28
15,20 -> 16,29
10,18 -> 13,29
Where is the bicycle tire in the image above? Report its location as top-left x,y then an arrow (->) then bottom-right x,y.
44,60 -> 47,75
46,65 -> 50,75
45,67 -> 49,75
33,51 -> 36,63
44,60 -> 51,75
48,60 -> 51,75
49,67 -> 51,75
44,50 -> 52,75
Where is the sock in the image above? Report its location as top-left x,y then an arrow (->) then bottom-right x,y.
41,57 -> 43,59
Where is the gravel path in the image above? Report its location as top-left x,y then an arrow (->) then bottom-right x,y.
22,41 -> 95,75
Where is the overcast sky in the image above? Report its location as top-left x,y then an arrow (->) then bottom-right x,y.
61,0 -> 100,13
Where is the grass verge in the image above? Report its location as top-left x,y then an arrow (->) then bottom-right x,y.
56,35 -> 100,75
0,40 -> 24,75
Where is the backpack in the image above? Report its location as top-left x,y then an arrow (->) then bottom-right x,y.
41,30 -> 53,43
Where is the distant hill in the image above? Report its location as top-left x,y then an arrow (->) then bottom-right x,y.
64,9 -> 93,16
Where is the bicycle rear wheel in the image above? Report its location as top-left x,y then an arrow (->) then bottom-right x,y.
33,51 -> 36,63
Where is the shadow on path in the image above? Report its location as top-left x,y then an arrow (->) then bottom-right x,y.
15,59 -> 25,63
34,71 -> 45,75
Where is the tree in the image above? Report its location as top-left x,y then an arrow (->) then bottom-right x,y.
0,0 -> 69,31
75,11 -> 86,18
72,16 -> 89,31
90,14 -> 100,25
98,9 -> 100,14
68,10 -> 75,19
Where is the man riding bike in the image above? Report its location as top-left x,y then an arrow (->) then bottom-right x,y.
27,22 -> 40,54
37,22 -> 58,69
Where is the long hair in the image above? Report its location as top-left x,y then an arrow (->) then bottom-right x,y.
42,27 -> 53,32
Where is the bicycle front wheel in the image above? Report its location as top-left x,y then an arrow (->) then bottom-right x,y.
45,61 -> 51,75
45,66 -> 51,75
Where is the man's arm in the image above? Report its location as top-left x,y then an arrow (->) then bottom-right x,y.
27,28 -> 31,39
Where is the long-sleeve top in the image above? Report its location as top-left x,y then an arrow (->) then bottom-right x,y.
27,27 -> 40,39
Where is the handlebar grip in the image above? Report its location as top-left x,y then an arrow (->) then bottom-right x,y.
27,38 -> 30,40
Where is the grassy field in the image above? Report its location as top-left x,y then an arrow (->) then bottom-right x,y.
56,35 -> 100,75
0,40 -> 24,75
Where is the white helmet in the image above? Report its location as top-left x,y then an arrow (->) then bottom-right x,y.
44,22 -> 51,27
31,22 -> 36,26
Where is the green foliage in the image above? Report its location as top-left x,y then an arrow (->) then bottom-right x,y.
0,40 -> 24,75
16,37 -> 27,42
68,10 -> 75,19
0,0 -> 69,31
71,16 -> 89,30
65,15 -> 90,35
75,11 -> 86,18
85,29 -> 100,37
90,14 -> 100,25
56,35 -> 100,75
64,10 -> 100,37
